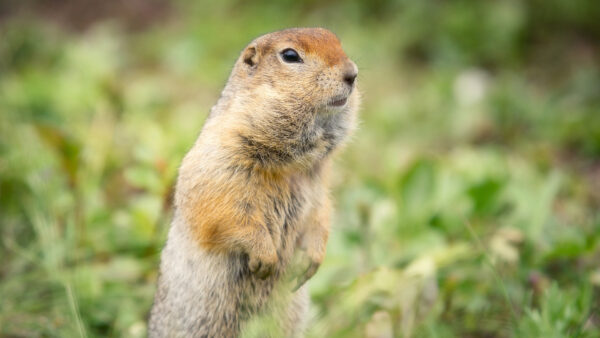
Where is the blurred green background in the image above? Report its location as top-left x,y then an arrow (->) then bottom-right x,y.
1,0 -> 599,337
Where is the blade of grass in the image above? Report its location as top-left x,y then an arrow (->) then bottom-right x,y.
462,218 -> 519,323
65,281 -> 87,338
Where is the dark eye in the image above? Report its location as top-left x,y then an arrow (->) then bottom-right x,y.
280,48 -> 302,63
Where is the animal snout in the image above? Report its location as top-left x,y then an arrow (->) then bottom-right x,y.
342,61 -> 358,87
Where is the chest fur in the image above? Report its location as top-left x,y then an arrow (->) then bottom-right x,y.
259,176 -> 313,265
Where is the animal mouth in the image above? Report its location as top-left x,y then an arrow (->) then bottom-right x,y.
328,96 -> 348,107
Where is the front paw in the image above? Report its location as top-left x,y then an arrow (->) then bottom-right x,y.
249,250 -> 278,279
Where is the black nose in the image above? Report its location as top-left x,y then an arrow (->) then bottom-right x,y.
343,71 -> 357,86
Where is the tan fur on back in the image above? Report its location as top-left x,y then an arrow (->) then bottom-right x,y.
149,27 -> 359,338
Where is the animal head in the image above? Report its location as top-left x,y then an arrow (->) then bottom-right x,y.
233,27 -> 358,115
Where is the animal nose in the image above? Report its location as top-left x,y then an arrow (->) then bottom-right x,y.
343,61 -> 358,86
343,71 -> 357,86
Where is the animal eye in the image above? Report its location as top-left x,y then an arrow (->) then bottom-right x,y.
280,48 -> 302,63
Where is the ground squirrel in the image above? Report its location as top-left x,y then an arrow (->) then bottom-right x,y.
149,27 -> 359,337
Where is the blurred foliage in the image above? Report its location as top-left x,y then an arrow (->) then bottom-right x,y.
1,0 -> 599,337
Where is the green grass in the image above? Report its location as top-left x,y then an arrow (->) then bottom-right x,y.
1,1 -> 599,337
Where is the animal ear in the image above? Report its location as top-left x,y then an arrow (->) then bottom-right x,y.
242,45 -> 259,69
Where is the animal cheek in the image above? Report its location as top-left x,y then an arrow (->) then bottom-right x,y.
316,74 -> 328,89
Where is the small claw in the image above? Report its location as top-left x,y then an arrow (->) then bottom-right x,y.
293,261 -> 319,291
249,255 -> 276,279
256,262 -> 273,279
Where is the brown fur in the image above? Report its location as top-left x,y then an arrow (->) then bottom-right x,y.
149,27 -> 359,337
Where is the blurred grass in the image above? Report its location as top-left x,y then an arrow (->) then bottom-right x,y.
1,0 -> 599,337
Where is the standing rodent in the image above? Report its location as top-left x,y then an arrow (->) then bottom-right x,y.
149,27 -> 359,337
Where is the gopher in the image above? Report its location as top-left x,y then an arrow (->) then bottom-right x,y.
149,27 -> 359,337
